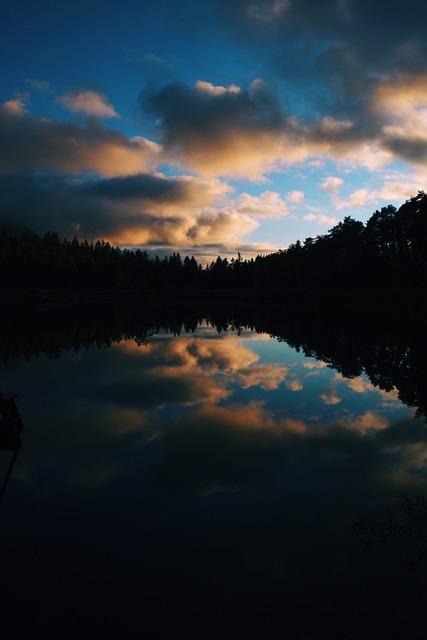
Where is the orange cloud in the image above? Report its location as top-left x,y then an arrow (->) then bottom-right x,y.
337,410 -> 389,435
56,90 -> 119,118
1,98 -> 27,116
0,100 -> 159,177
320,390 -> 342,405
235,364 -> 287,390
144,79 -> 318,179
195,80 -> 241,95
194,401 -> 307,435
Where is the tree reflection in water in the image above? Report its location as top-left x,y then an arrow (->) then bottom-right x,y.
352,494 -> 427,567
0,302 -> 425,420
0,302 -> 427,639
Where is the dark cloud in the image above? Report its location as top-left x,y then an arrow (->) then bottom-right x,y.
382,135 -> 427,165
141,79 -> 291,176
0,172 -> 181,240
213,0 -> 427,122
0,101 -> 154,176
83,173 -> 194,202
143,78 -> 283,137
0,171 -> 248,245
215,0 -> 427,65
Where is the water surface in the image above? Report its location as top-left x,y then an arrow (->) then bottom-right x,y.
1,306 -> 426,638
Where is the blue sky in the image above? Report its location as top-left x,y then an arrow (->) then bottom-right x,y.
2,0 -> 427,261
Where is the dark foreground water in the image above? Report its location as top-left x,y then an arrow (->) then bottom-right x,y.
1,303 -> 427,639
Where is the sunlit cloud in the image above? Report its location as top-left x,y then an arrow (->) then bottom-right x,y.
345,377 -> 375,394
303,361 -> 328,371
234,364 -> 287,390
0,100 -> 159,177
6,38 -> 427,255
322,172 -> 423,213
0,168 -> 256,246
303,212 -> 339,227
195,80 -> 241,95
228,190 -> 299,219
338,410 -> 389,435
320,390 -> 341,405
111,336 -> 290,401
56,90 -> 119,118
1,98 -> 27,116
286,378 -> 303,391
109,335 -> 266,405
336,373 -> 401,408
286,189 -> 304,204
193,401 -> 307,435
142,79 -> 319,179
320,176 -> 344,193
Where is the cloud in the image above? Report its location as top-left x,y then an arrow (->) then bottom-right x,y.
371,74 -> 427,166
227,190 -> 299,219
0,99 -> 159,177
207,1 -> 427,181
286,378 -> 303,391
126,52 -> 173,77
243,0 -> 290,24
0,98 -> 289,247
5,66 -> 427,252
216,0 -> 427,88
326,177 -> 424,212
320,390 -> 341,406
9,324 -> 427,510
85,335 -> 290,411
142,79 -> 314,178
286,190 -> 304,204
1,98 -> 27,116
81,173 -> 231,213
338,410 -> 389,435
25,78 -> 53,94
56,90 -> 119,118
195,80 -> 241,96
140,73 -> 427,183
320,176 -> 343,193
303,212 -> 339,227
234,364 -> 287,391
0,171 -> 256,245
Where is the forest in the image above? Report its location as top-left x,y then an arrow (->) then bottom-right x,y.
1,191 -> 427,292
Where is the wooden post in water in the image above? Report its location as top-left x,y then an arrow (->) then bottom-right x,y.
0,390 -> 24,502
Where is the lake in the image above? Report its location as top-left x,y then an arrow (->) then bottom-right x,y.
1,302 -> 426,639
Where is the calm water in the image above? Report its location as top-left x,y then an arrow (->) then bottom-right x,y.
1,305 -> 427,638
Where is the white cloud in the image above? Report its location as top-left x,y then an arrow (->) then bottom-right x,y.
320,176 -> 344,193
231,190 -> 293,218
303,212 -> 339,226
286,190 -> 304,203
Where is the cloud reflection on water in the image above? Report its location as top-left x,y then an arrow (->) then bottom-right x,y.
2,323 -> 427,639
2,327 -> 424,502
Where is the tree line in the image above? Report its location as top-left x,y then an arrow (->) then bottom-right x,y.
1,191 -> 427,291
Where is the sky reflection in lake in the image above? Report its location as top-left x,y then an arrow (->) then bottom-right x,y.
1,322 -> 427,639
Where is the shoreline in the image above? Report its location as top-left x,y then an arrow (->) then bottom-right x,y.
0,285 -> 425,315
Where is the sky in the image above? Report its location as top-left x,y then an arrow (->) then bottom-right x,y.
2,0 -> 427,262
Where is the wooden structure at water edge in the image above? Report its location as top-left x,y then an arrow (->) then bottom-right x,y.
0,390 -> 24,502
